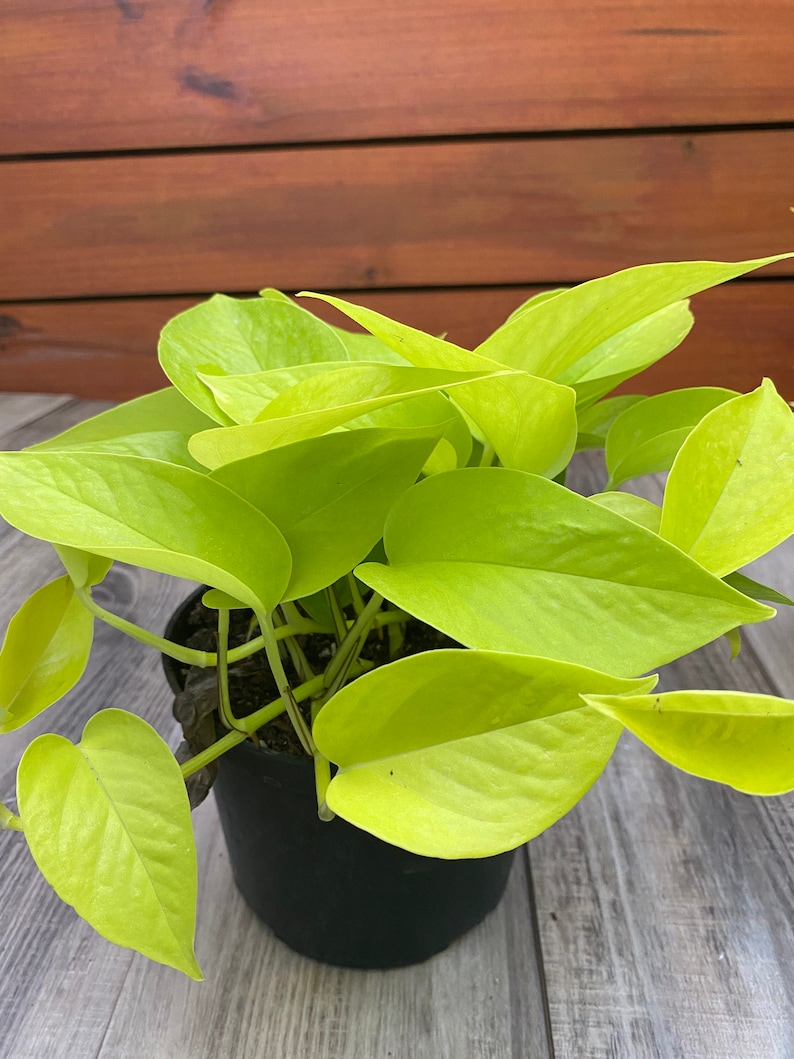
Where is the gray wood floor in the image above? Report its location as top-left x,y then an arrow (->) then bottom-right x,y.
0,393 -> 792,1058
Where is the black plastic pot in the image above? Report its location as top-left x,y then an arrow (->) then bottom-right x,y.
163,589 -> 515,969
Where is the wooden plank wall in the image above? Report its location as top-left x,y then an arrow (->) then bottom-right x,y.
0,0 -> 792,400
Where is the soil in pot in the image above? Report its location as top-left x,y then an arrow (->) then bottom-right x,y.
164,590 -> 516,969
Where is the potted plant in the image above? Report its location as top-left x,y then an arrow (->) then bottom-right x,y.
1,253 -> 793,978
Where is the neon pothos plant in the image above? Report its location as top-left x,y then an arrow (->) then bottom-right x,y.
2,254 -> 794,979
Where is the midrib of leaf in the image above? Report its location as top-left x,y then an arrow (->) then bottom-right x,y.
670,400 -> 760,557
3,604 -> 71,713
78,748 -> 188,955
383,557 -> 753,602
336,704 -> 602,770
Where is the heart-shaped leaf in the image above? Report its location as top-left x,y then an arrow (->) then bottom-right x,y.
299,295 -> 577,476
28,388 -> 217,471
196,361 -> 349,425
211,426 -> 442,599
17,709 -> 202,978
189,363 -> 508,470
0,576 -> 94,732
0,452 -> 291,613
584,690 -> 794,795
159,295 -> 349,423
314,650 -> 655,856
560,301 -> 694,407
660,379 -> 794,575
475,255 -> 791,379
605,386 -> 738,489
356,468 -> 772,677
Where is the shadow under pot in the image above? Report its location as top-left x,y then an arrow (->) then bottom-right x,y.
163,587 -> 516,970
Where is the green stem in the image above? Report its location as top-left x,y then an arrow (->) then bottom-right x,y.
0,801 -> 23,832
347,573 -> 365,617
323,591 -> 383,692
479,442 -> 495,468
76,587 -> 214,666
324,585 -> 348,644
75,587 -> 330,667
257,611 -> 316,757
314,754 -> 334,821
274,609 -> 314,685
216,608 -> 246,732
179,661 -> 374,781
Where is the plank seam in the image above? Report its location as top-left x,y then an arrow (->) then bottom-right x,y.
2,121 -> 794,166
2,275 -> 791,309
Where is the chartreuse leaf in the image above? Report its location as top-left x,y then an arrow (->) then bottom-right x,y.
589,492 -> 662,533
189,363 -> 507,470
660,379 -> 794,576
0,452 -> 291,613
345,392 -> 472,473
17,709 -> 202,978
605,387 -> 738,489
560,301 -> 694,407
356,468 -> 772,678
314,650 -> 656,857
330,326 -> 410,365
724,627 -> 742,660
53,545 -> 113,588
258,287 -> 409,364
27,388 -> 217,471
723,571 -> 794,607
475,255 -> 792,379
584,690 -> 794,795
449,372 -> 577,476
299,295 -> 577,477
211,426 -> 441,599
159,295 -> 348,424
575,394 -> 645,451
503,288 -> 568,324
299,292 -> 493,372
0,576 -> 94,733
197,361 -> 347,425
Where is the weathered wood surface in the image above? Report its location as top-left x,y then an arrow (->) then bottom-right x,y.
3,280 -> 793,402
1,394 -> 793,1057
0,394 -> 551,1058
2,0 -> 793,156
1,130 -> 792,302
530,458 -> 794,1058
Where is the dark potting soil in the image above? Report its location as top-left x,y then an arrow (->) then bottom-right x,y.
171,598 -> 460,805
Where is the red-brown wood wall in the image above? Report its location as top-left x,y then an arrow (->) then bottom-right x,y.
1,1 -> 792,399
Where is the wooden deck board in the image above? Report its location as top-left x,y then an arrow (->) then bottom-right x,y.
0,400 -> 792,1056
527,456 -> 794,1058
0,398 -> 551,1058
2,281 -> 794,403
1,131 -> 792,302
3,0 -> 794,155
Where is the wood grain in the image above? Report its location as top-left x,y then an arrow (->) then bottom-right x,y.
2,0 -> 794,156
0,398 -> 552,1058
2,280 -> 793,401
1,130 -> 792,301
2,400 -> 793,1056
528,457 -> 794,1058
96,831 -> 550,1059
